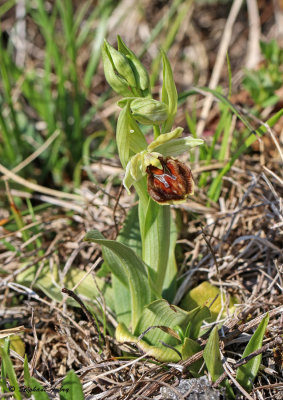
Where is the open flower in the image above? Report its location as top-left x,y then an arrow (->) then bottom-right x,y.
123,127 -> 203,204
147,157 -> 194,204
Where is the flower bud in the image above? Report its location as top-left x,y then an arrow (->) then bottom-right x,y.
146,157 -> 194,204
117,35 -> 150,92
130,98 -> 169,125
102,40 -> 137,96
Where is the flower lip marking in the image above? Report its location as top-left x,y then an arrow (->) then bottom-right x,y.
146,157 -> 194,204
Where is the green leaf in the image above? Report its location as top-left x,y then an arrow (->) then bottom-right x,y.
116,322 -> 183,362
236,313 -> 269,392
84,230 -> 151,330
134,299 -> 201,346
186,306 -> 211,340
28,377 -> 50,400
161,50 -> 178,133
203,326 -> 223,382
112,205 -> 141,325
181,281 -> 237,322
60,370 -> 84,400
116,301 -> 202,362
23,354 -> 31,387
181,338 -> 203,377
0,339 -> 22,400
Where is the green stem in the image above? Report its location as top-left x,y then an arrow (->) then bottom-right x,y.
142,199 -> 171,296
153,125 -> 161,139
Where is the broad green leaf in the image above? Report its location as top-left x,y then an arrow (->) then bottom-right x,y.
111,205 -> 141,325
116,322 -> 183,362
133,299 -> 200,345
84,230 -> 151,330
203,326 -> 223,382
0,339 -> 22,400
182,338 -> 203,377
161,50 -> 178,133
181,281 -> 237,322
236,313 -> 269,391
112,275 -> 131,326
116,301 -> 203,362
0,335 -> 25,358
28,377 -> 50,399
185,306 -> 211,340
60,370 -> 84,400
17,264 -> 109,305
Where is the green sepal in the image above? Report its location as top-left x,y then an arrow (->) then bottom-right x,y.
116,101 -> 132,168
130,98 -> 169,125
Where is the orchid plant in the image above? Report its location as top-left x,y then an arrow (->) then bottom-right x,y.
84,37 -> 214,362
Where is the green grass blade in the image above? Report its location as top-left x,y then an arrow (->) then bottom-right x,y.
0,0 -> 15,17
0,339 -> 22,400
60,370 -> 84,400
84,2 -> 113,89
208,108 -> 283,201
236,313 -> 269,392
23,355 -> 31,386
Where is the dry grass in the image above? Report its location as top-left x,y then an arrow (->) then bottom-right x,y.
0,0 -> 283,399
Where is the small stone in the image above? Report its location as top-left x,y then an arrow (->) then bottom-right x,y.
160,376 -> 224,400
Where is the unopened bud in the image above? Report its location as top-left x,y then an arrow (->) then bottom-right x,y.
130,98 -> 169,125
117,35 -> 150,92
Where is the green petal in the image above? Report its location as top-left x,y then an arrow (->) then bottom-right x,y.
147,127 -> 183,152
123,161 -> 136,194
153,137 -> 204,157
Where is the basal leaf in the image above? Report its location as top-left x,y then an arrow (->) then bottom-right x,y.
60,370 -> 84,400
28,377 -> 50,400
116,322 -> 183,362
133,299 -> 200,346
84,230 -> 151,330
236,313 -> 269,391
185,306 -> 211,340
203,326 -> 223,382
181,338 -> 203,377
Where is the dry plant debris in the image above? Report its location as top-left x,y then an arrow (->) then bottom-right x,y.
0,0 -> 283,399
